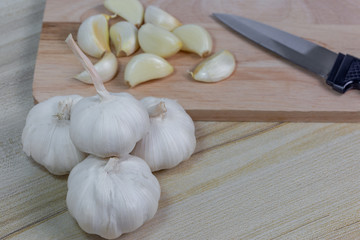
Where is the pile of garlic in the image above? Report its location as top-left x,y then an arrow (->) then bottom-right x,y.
75,0 -> 236,86
22,35 -> 197,239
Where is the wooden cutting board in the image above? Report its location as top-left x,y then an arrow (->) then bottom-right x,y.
33,0 -> 360,122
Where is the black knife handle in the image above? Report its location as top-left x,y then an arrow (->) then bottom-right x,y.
326,53 -> 360,93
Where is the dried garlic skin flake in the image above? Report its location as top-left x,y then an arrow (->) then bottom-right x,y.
104,0 -> 144,27
138,23 -> 182,58
173,24 -> 213,57
75,52 -> 118,84
124,53 -> 174,87
144,5 -> 182,31
191,50 -> 236,82
77,14 -> 110,58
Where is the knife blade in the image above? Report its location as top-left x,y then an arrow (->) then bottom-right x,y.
213,13 -> 360,93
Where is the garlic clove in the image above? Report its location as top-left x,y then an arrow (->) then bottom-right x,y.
144,5 -> 182,31
22,95 -> 87,175
110,21 -> 139,57
172,24 -> 213,57
75,52 -> 118,84
104,0 -> 144,27
138,23 -> 182,58
77,14 -> 110,58
124,53 -> 174,87
132,97 -> 196,172
67,155 -> 160,239
190,50 -> 236,82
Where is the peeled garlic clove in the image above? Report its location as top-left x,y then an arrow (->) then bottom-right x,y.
173,24 -> 212,57
104,0 -> 144,27
67,155 -> 160,239
22,95 -> 87,175
77,14 -> 110,58
125,53 -> 174,87
132,97 -> 196,172
75,52 -> 118,84
110,21 -> 139,57
144,5 -> 182,31
138,23 -> 182,58
190,50 -> 236,82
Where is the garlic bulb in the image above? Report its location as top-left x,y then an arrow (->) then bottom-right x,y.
104,0 -> 144,27
75,52 -> 118,84
132,97 -> 196,171
138,23 -> 182,58
124,53 -> 174,87
77,14 -> 110,58
66,34 -> 150,157
144,5 -> 182,31
173,24 -> 213,57
67,155 -> 161,239
110,21 -> 139,57
190,50 -> 236,82
22,95 -> 86,175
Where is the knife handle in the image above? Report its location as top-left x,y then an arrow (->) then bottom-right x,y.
326,53 -> 360,93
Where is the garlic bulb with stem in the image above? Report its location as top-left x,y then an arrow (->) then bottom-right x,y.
77,14 -> 111,58
173,24 -> 213,57
144,5 -> 182,31
65,34 -> 150,157
75,52 -> 118,84
190,50 -> 236,82
132,97 -> 196,171
104,0 -> 144,27
124,53 -> 174,87
110,21 -> 139,57
67,154 -> 161,239
138,23 -> 182,58
22,95 -> 86,175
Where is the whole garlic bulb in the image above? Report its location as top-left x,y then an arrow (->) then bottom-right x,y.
22,95 -> 86,175
67,155 -> 161,239
132,97 -> 196,171
66,34 -> 149,157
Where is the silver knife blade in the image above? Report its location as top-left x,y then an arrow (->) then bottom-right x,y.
213,13 -> 338,79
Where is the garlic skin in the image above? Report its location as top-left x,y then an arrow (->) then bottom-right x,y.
110,21 -> 139,57
144,5 -> 182,31
104,0 -> 144,27
132,97 -> 196,171
124,53 -> 174,87
75,52 -> 118,84
22,95 -> 86,175
138,23 -> 182,58
77,14 -> 110,58
67,155 -> 160,239
173,24 -> 213,57
190,50 -> 236,82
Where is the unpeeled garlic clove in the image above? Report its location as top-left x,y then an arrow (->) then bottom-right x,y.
124,53 -> 174,87
77,14 -> 110,58
110,21 -> 139,57
144,5 -> 182,31
104,0 -> 144,27
138,23 -> 182,58
173,24 -> 213,57
190,50 -> 236,82
75,52 -> 118,84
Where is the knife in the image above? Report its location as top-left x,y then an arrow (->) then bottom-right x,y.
213,13 -> 360,94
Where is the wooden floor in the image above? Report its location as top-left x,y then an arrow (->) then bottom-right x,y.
2,0 -> 360,239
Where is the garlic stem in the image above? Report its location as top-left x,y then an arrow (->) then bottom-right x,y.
65,34 -> 111,100
55,98 -> 73,120
148,101 -> 167,118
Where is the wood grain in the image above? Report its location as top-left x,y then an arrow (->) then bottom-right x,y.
3,0 -> 360,240
33,0 -> 360,122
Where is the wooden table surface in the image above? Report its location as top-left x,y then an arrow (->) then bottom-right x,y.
2,0 -> 360,239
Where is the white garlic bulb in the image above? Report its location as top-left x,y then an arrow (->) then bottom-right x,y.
132,97 -> 196,171
67,155 -> 161,239
22,95 -> 86,175
66,35 -> 150,158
